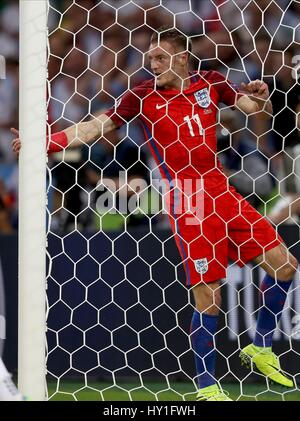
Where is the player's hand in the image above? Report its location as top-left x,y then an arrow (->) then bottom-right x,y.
241,80 -> 269,101
10,128 -> 21,157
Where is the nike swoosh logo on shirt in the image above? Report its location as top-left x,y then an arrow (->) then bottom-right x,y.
156,104 -> 167,110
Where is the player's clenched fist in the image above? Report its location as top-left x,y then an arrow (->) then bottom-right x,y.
241,80 -> 269,100
11,128 -> 21,156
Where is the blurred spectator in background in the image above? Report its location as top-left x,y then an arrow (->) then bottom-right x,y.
268,47 -> 300,155
266,46 -> 300,225
218,111 -> 273,208
0,0 -> 19,233
268,100 -> 300,225
81,130 -> 152,231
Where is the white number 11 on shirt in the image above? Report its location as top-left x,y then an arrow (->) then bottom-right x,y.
184,114 -> 204,137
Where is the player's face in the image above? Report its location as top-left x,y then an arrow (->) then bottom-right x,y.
148,41 -> 188,89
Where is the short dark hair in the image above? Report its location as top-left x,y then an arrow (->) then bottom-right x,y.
150,26 -> 192,54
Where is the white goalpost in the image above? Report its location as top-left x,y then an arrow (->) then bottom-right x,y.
18,0 -> 47,401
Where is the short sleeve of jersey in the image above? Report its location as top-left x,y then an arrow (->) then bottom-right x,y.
206,71 -> 243,107
105,85 -> 145,128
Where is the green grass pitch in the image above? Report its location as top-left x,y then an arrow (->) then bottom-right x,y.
47,381 -> 300,401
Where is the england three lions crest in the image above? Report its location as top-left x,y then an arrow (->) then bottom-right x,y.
194,258 -> 208,275
194,88 -> 211,108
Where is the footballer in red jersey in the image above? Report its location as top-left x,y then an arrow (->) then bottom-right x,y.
12,27 -> 297,400
105,70 -> 282,286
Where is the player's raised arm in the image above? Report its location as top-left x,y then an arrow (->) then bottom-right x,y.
236,80 -> 273,119
63,113 -> 117,148
11,113 -> 117,156
11,81 -> 143,157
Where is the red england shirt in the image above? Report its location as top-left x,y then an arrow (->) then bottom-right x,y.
106,71 -> 242,197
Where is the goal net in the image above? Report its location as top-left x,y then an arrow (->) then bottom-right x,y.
20,0 -> 300,401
